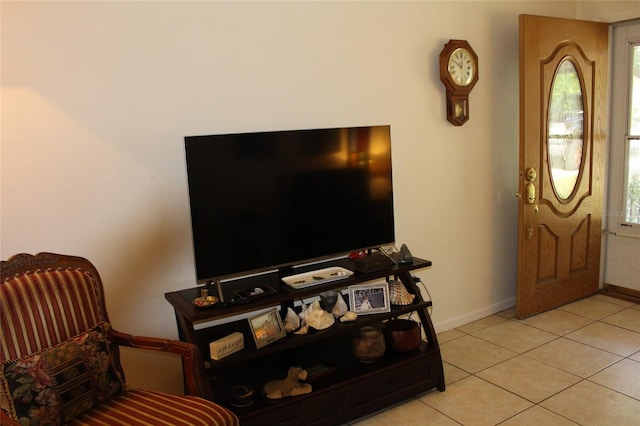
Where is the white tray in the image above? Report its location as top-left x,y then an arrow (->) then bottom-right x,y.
282,267 -> 354,289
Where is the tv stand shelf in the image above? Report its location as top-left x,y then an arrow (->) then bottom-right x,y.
165,257 -> 445,426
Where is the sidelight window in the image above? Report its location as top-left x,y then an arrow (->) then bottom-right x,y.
624,43 -> 640,224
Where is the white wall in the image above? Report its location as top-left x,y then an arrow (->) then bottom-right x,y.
577,0 -> 640,21
2,1 -> 636,394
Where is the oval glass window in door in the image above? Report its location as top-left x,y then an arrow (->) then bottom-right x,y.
547,59 -> 584,200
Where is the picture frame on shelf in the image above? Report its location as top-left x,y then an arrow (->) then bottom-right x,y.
348,282 -> 390,315
248,308 -> 287,348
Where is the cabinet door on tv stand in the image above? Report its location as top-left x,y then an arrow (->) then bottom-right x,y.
238,391 -> 342,426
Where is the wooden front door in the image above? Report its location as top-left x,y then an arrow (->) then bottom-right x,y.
516,15 -> 609,318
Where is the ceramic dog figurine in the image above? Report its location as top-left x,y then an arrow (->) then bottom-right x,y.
263,366 -> 312,399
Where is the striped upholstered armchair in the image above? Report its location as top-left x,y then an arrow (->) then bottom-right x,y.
1,252 -> 238,426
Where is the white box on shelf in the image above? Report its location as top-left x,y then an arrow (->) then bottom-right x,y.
209,332 -> 244,360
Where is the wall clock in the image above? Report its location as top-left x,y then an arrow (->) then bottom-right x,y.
439,39 -> 478,126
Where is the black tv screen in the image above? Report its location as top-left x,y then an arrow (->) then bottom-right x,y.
185,125 -> 395,283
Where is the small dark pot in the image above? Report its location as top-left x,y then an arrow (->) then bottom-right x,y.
384,319 -> 421,352
229,385 -> 255,407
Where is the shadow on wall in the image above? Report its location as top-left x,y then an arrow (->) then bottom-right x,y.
119,346 -> 186,395
99,203 -> 191,335
95,199 -> 195,394
487,8 -> 520,298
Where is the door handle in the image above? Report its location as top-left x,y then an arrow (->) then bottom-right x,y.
526,182 -> 536,204
517,168 -> 539,209
524,168 -> 538,211
522,168 -> 538,239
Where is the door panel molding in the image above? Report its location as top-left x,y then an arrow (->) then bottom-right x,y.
537,224 -> 558,282
569,215 -> 590,273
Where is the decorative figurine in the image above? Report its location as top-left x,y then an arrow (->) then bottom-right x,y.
263,367 -> 312,399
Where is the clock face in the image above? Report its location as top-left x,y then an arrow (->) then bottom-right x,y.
447,47 -> 476,86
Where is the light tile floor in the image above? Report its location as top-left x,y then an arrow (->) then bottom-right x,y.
351,294 -> 640,426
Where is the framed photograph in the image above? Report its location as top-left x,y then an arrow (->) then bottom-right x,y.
248,308 -> 287,348
348,283 -> 390,315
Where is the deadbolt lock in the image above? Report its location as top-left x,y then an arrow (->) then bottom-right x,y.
526,168 -> 537,182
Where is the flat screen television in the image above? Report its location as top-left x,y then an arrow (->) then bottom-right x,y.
184,125 -> 395,284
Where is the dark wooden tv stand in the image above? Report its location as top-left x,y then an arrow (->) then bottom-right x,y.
165,257 -> 444,426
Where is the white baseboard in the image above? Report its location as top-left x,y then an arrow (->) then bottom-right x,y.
433,297 -> 516,333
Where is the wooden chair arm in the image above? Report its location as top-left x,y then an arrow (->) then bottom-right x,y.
108,328 -> 212,399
